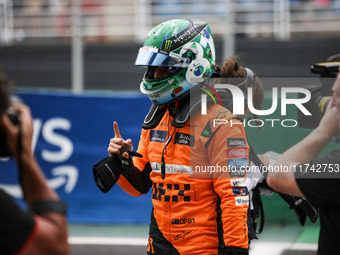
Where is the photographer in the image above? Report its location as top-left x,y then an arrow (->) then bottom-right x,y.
267,66 -> 340,254
0,70 -> 69,255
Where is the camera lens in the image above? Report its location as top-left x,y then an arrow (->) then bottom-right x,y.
0,109 -> 20,157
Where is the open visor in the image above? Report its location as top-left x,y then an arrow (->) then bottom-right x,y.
135,47 -> 189,67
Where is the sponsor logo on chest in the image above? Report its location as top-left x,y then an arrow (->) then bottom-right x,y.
150,130 -> 167,143
174,132 -> 195,147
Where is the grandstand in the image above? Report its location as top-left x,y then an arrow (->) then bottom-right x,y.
0,1 -> 339,254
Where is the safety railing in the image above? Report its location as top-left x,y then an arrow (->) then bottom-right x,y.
1,0 -> 339,45
1,0 -> 339,92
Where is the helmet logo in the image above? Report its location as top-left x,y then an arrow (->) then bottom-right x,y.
173,25 -> 198,44
202,29 -> 211,39
194,66 -> 204,76
164,40 -> 172,52
180,42 -> 209,84
161,23 -> 200,52
171,85 -> 183,98
149,92 -> 161,99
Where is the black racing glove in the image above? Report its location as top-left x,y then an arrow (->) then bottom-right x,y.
93,148 -> 142,193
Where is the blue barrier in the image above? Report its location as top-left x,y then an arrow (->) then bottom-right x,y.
2,91 -> 337,225
0,91 -> 153,224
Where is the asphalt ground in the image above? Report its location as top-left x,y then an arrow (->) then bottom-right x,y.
70,245 -> 146,255
70,244 -> 316,255
68,223 -> 319,255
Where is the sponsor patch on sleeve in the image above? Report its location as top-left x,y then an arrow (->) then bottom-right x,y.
228,158 -> 248,177
232,187 -> 248,196
229,168 -> 247,178
228,158 -> 249,168
227,147 -> 248,158
235,196 -> 249,206
227,138 -> 246,148
230,178 -> 247,187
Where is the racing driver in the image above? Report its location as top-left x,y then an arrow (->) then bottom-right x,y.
106,19 -> 250,255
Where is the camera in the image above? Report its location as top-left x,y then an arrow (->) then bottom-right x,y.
311,62 -> 340,78
0,96 -> 21,157
297,62 -> 340,128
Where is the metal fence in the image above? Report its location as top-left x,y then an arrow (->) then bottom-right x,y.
1,0 -> 340,43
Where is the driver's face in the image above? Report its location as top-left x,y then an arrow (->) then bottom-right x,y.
154,66 -> 170,79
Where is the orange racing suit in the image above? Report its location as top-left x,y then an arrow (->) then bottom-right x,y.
117,103 -> 250,255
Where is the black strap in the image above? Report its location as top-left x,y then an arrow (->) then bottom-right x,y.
252,187 -> 264,234
248,144 -> 264,173
30,200 -> 67,216
247,141 -> 266,235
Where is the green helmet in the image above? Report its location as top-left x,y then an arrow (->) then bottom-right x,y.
135,19 -> 216,105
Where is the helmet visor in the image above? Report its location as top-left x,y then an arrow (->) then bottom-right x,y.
135,47 -> 188,67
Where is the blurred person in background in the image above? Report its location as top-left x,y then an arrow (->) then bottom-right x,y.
0,69 -> 69,255
96,19 -> 251,254
267,66 -> 340,255
220,57 -> 319,240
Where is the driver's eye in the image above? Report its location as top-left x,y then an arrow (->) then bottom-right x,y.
168,66 -> 179,73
